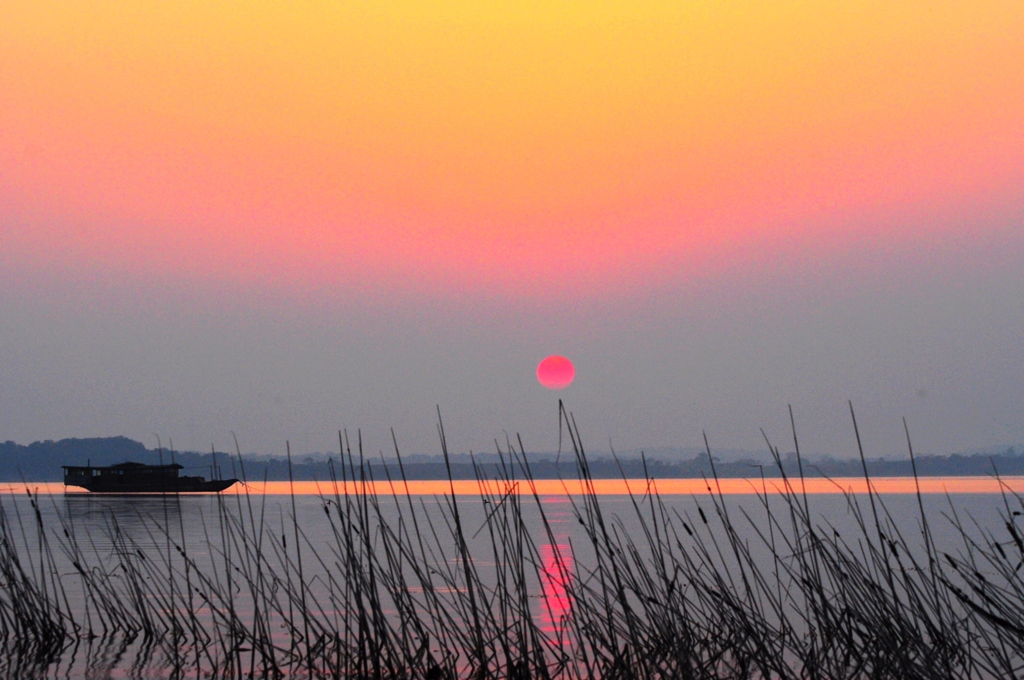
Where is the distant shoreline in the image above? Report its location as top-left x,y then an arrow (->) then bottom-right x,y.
2,436 -> 1022,483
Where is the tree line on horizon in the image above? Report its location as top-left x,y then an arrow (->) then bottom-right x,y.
1,436 -> 1022,483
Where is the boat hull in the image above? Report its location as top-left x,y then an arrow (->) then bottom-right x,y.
68,478 -> 239,493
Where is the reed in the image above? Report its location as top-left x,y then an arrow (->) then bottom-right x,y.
1,404 -> 1023,678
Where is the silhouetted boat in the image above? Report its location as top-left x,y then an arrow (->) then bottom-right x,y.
63,461 -> 238,493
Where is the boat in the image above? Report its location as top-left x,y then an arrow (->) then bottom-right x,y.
62,461 -> 239,493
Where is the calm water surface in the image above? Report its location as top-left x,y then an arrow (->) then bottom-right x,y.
2,478 -> 1021,678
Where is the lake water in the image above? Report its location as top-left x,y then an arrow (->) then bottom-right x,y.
2,477 -> 1023,678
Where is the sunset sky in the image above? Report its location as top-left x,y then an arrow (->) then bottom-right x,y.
2,1 -> 1022,459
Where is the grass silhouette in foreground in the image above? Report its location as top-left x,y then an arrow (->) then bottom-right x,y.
2,402 -> 1024,678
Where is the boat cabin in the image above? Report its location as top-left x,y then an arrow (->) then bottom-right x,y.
63,462 -> 183,488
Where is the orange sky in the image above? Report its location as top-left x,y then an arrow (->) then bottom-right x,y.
3,1 -> 1021,300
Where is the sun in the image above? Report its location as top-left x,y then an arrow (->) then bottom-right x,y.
536,356 -> 575,390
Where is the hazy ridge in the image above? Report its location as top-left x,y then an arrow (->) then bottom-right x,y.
2,437 -> 1022,482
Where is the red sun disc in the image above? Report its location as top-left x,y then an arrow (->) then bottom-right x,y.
537,356 -> 575,390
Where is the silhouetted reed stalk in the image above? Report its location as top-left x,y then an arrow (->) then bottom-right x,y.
3,405 -> 1024,678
